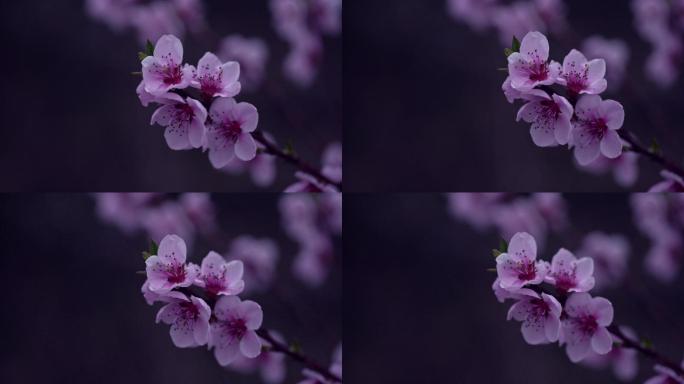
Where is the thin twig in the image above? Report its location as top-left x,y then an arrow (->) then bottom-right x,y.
607,325 -> 684,378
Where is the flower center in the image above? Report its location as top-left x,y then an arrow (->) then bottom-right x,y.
200,74 -> 222,96
179,301 -> 199,319
576,314 -> 598,335
528,62 -> 549,81
163,64 -> 183,85
585,118 -> 608,139
227,318 -> 247,339
167,264 -> 187,284
218,120 -> 243,143
553,269 -> 577,292
517,261 -> 537,281
174,103 -> 194,122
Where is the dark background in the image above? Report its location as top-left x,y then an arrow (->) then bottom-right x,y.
345,0 -> 684,191
0,1 -> 341,191
345,194 -> 684,383
0,194 -> 341,383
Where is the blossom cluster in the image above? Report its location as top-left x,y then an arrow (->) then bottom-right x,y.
447,0 -> 567,45
632,0 -> 684,88
447,193 -> 567,249
270,0 -> 342,86
94,192 -> 215,246
631,193 -> 684,282
142,234 -> 263,366
494,232 -> 618,363
137,35 -> 265,170
503,31 -> 628,170
280,193 -> 342,287
86,0 -> 205,43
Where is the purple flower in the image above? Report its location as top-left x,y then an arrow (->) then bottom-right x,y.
545,248 -> 595,293
195,251 -> 245,297
446,0 -> 497,31
496,232 -> 549,290
179,192 -> 216,233
228,236 -> 279,293
150,94 -> 207,150
209,296 -> 263,366
645,230 -> 682,283
576,232 -> 630,290
516,92 -> 573,146
493,3 -> 544,46
507,292 -> 562,345
447,193 -> 505,230
141,201 -> 194,245
156,294 -> 211,348
94,193 -> 157,233
581,152 -> 639,187
557,49 -> 607,95
144,234 -> 199,293
293,231 -> 334,287
141,34 -> 192,96
131,3 -> 184,44
570,94 -> 625,165
507,31 -> 561,91
492,277 -> 538,303
560,292 -> 614,363
493,200 -> 548,248
206,97 -> 259,167
189,52 -> 241,98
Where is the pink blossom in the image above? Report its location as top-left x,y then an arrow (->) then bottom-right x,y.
144,234 -> 199,293
531,193 -> 568,231
560,292 -> 614,362
293,232 -> 334,287
581,152 -> 639,187
507,292 -> 562,345
228,236 -> 279,293
492,277 -> 537,303
649,171 -> 684,192
284,33 -> 323,87
308,0 -> 342,35
516,92 -> 573,146
230,331 -> 287,383
172,0 -> 205,33
582,327 -> 639,382
223,153 -> 277,187
576,232 -> 630,290
545,248 -> 595,293
141,279 -> 187,306
150,94 -> 207,150
322,142 -> 342,184
493,199 -> 548,247
582,36 -> 630,91
156,294 -> 211,348
280,194 -> 319,239
195,251 -> 245,297
141,34 -> 192,96
534,0 -> 567,33
206,97 -> 259,167
507,31 -> 561,92
86,0 -> 135,31
644,361 -> 684,384
189,52 -> 241,98
570,94 -> 625,165
496,232 -> 549,290
209,296 -> 263,366
631,0 -> 671,43
219,35 -> 269,91
646,37 -> 683,88
645,231 -> 682,283
557,49 -> 607,95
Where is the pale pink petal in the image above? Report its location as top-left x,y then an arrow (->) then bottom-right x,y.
520,31 -> 550,61
600,130 -> 622,159
154,34 -> 183,64
197,52 -> 222,76
170,318 -> 197,348
566,337 -> 591,362
572,125 -> 601,165
600,100 -> 625,130
164,124 -> 192,150
544,316 -> 561,342
239,300 -> 263,329
215,339 -> 240,366
508,232 -> 537,262
157,234 -> 187,263
235,133 -> 257,161
214,296 -> 241,321
209,144 -> 236,168
234,102 -> 259,132
240,330 -> 262,358
554,117 -> 571,145
593,297 -> 614,325
586,59 -> 606,84
150,105 -> 176,126
574,95 -> 601,120
221,61 -> 241,86
591,327 -> 613,355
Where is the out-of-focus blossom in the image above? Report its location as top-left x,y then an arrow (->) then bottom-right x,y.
293,232 -> 334,287
156,293 -> 211,347
649,171 -> 684,192
228,236 -> 280,293
531,193 -> 568,231
131,2 -> 185,44
172,0 -> 205,33
493,3 -> 545,47
446,0 -> 498,31
284,142 -> 341,192
644,360 -> 684,384
645,230 -> 682,283
493,199 -> 548,246
581,152 -> 639,188
582,327 -> 639,381
560,292 -> 614,363
230,331 -> 287,383
94,193 -> 157,233
209,296 -> 263,365
141,201 -> 195,245
283,34 -> 323,87
219,35 -> 269,91
576,232 -> 630,290
446,193 -> 505,230
180,193 -> 216,233
582,36 -> 630,91
570,95 -> 624,166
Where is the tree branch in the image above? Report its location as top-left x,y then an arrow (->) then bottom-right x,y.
607,324 -> 684,378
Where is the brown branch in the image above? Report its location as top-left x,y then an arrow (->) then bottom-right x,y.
618,130 -> 684,179
607,324 -> 684,378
